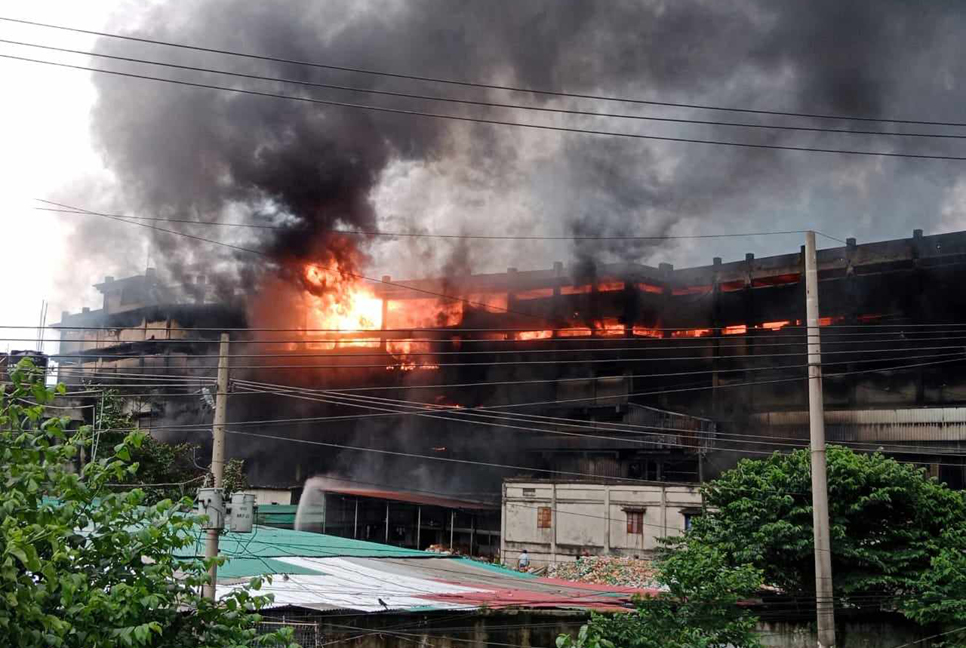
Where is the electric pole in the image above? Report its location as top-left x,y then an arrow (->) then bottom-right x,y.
804,231 -> 835,648
203,332 -> 230,601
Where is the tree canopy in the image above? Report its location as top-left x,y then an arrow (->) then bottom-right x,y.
0,360 -> 292,647
686,446 -> 966,629
692,446 -> 966,599
89,388 -> 247,503
558,544 -> 762,648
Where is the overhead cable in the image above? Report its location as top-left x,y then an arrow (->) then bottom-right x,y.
4,15 -> 966,129
4,38 -> 964,142
2,55 -> 964,161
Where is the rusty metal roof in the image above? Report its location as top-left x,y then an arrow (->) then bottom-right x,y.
321,487 -> 498,510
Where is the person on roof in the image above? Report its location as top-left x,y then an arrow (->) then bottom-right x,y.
517,549 -> 530,570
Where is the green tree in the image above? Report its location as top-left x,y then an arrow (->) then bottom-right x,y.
558,545 -> 762,648
90,388 -> 248,502
0,360 -> 294,647
689,446 -> 966,607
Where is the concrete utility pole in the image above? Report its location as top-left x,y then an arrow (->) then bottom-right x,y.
804,232 -> 835,648
203,333 -> 231,601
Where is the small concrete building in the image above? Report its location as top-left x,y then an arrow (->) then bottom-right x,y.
501,479 -> 703,567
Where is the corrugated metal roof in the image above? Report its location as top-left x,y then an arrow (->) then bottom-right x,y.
185,525 -> 429,561
209,526 -> 655,613
255,504 -> 297,528
320,487 -> 498,510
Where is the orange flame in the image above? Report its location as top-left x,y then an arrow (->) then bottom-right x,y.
596,318 -> 625,336
671,328 -> 712,338
516,330 -> 553,341
558,327 -> 593,337
385,293 -> 507,329
762,320 -> 791,331
386,339 -> 439,371
632,326 -> 662,338
598,282 -> 625,292
303,261 -> 383,348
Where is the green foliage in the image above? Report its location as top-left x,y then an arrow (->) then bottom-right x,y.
556,623 -> 614,648
690,446 -> 966,604
901,526 -> 966,630
91,389 -> 248,502
558,545 -> 762,648
0,360 -> 295,648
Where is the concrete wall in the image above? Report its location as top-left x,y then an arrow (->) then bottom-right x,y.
757,618 -> 936,648
262,610 -> 941,648
58,318 -> 187,355
502,480 -> 702,567
240,488 -> 295,506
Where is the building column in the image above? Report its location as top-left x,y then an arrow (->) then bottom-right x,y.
500,484 -> 507,565
661,486 -> 668,541
470,514 -> 476,556
550,483 -> 557,563
603,485 -> 611,555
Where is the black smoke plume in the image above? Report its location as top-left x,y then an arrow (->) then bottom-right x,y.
79,0 -> 966,290
74,0 -> 966,491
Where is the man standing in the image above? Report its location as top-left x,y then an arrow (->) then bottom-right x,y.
517,549 -> 530,571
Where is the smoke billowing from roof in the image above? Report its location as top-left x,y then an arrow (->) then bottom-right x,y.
76,0 -> 966,294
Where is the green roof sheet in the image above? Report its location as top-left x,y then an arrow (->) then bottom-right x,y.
216,557 -> 326,579
185,525 -> 431,560
453,557 -> 537,579
256,504 -> 297,524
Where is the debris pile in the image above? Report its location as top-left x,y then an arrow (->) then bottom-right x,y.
424,544 -> 454,555
547,556 -> 656,588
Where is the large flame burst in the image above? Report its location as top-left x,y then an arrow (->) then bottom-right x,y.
303,260 -> 383,332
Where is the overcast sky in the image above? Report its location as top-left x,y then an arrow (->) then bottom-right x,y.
0,1 -> 123,351
4,1 -> 966,354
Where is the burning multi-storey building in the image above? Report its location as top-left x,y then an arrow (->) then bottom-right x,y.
49,0 -> 966,506
54,227 -> 966,497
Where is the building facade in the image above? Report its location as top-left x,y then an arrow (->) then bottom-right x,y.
501,479 -> 703,567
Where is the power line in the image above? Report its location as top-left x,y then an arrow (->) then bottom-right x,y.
232,377 -> 955,452
4,54 -> 965,162
46,383 -> 948,457
4,15 -> 966,130
38,206 -> 843,242
5,38 -> 966,143
17,322 -> 966,332
23,201 -> 852,343
40,343 -> 966,363
47,352 -> 962,401
224,427 -> 696,487
35,199 -> 560,326
0,324 -> 932,333
310,354 -> 966,397
53,384 -> 966,459
76,331 -> 966,343
37,352 -> 966,374
29,335 -> 966,361
233,377 -> 966,460
223,415 -> 966,491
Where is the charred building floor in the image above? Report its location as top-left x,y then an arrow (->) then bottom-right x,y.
53,228 -> 966,495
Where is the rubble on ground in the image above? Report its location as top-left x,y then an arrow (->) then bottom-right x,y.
547,556 -> 656,588
424,544 -> 454,555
